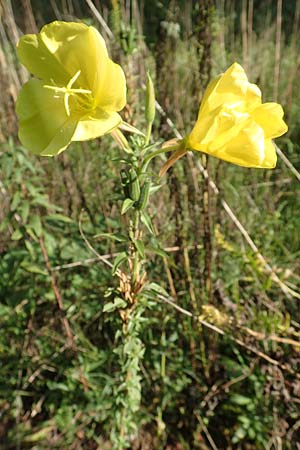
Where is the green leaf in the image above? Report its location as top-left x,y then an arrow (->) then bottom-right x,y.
114,297 -> 127,308
25,239 -> 35,258
141,211 -> 154,234
21,262 -> 47,276
47,381 -> 69,391
20,201 -> 30,223
121,198 -> 135,215
102,302 -> 115,313
147,244 -> 169,259
11,229 -> 23,241
29,215 -> 42,237
103,297 -> 127,313
146,282 -> 169,298
93,232 -> 128,242
11,191 -> 21,211
149,184 -> 162,194
248,427 -> 256,439
112,251 -> 127,274
25,227 -> 38,241
134,239 -> 145,258
232,426 -> 247,442
26,182 -> 39,197
23,426 -> 53,443
231,394 -> 251,406
32,195 -> 54,209
45,213 -> 73,223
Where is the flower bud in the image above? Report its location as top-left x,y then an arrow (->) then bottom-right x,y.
145,71 -> 155,125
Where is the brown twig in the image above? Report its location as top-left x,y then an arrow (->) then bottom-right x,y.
195,411 -> 218,450
273,0 -> 282,102
241,0 -> 248,70
242,326 -> 300,348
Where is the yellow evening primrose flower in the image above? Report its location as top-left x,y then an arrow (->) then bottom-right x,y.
16,21 -> 126,156
186,62 -> 288,168
160,62 -> 288,176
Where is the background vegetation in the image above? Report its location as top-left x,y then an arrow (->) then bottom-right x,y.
0,0 -> 300,448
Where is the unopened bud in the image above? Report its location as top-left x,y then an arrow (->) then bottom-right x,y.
145,71 -> 155,125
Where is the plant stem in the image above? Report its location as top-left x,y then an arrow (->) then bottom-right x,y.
132,210 -> 140,286
114,208 -> 144,449
145,122 -> 152,146
141,144 -> 180,172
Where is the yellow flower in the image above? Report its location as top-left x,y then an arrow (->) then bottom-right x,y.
16,21 -> 126,156
186,63 -> 288,168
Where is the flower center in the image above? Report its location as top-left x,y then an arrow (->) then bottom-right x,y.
44,70 -> 95,117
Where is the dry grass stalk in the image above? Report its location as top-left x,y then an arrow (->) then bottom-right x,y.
273,0 -> 282,101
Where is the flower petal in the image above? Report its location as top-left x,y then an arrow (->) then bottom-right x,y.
260,139 -> 277,168
200,63 -> 261,116
93,58 -> 126,112
16,79 -> 77,156
188,109 -> 218,150
17,21 -> 109,92
211,121 -> 271,168
252,103 -> 288,139
17,32 -> 70,85
73,109 -> 122,141
188,107 -> 249,152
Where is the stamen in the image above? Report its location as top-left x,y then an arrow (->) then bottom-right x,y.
64,92 -> 71,116
43,70 -> 93,116
44,85 -> 65,92
67,70 -> 81,89
44,84 -> 92,95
